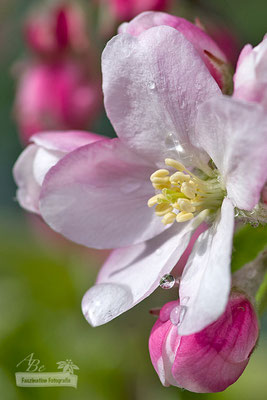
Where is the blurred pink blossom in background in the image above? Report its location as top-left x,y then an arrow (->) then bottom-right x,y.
14,61 -> 101,144
14,2 -> 102,144
24,3 -> 90,57
99,0 -> 172,21
149,292 -> 259,392
234,35 -> 267,108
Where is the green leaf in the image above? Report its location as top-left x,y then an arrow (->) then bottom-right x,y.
231,224 -> 267,273
256,272 -> 267,315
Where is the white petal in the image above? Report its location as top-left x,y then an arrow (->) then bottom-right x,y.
196,96 -> 267,210
82,220 -> 199,326
102,26 -> 220,170
178,198 -> 234,335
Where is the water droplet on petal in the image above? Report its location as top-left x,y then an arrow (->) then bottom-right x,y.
177,305 -> 187,326
148,80 -> 156,90
159,274 -> 175,289
155,248 -> 162,256
82,283 -> 133,326
170,306 -> 181,325
181,296 -> 190,305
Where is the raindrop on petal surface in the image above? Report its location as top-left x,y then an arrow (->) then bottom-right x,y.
159,274 -> 175,289
170,306 -> 181,325
177,305 -> 187,326
148,80 -> 156,90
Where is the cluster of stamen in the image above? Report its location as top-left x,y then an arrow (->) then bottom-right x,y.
148,158 -> 225,225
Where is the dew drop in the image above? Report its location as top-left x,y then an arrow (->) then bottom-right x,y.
177,305 -> 187,326
159,274 -> 175,289
170,306 -> 181,325
148,80 -> 156,90
181,296 -> 190,305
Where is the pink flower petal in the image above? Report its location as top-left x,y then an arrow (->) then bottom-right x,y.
119,11 -> 227,62
40,138 -> 168,249
13,145 -> 41,213
102,25 -> 220,170
13,131 -> 103,214
149,318 -> 178,386
32,130 -> 105,153
178,198 -> 234,335
82,221 -> 198,326
234,37 -> 267,109
195,96 -> 267,210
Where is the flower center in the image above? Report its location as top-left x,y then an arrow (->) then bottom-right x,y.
148,158 -> 225,225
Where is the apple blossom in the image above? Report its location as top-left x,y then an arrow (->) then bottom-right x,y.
234,35 -> 267,108
14,61 -> 102,144
13,131 -> 104,213
32,21 -> 267,336
25,3 -> 89,57
149,292 -> 259,392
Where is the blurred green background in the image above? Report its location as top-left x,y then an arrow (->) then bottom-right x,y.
1,0 -> 267,399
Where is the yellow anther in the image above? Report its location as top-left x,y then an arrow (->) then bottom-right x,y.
150,176 -> 170,184
176,212 -> 194,222
165,158 -> 185,171
170,172 -> 190,184
177,198 -> 196,213
181,182 -> 196,199
147,195 -> 159,207
148,157 -> 224,226
152,182 -> 171,190
155,204 -> 173,216
150,169 -> 169,180
162,212 -> 177,225
172,202 -> 181,210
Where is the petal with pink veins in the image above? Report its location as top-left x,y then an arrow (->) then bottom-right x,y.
102,25 -> 220,170
119,11 -> 227,63
32,130 -> 105,153
13,131 -> 104,213
40,138 -> 169,249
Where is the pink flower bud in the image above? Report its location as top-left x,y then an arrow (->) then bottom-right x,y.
195,18 -> 241,66
119,12 -> 232,92
234,35 -> 267,109
24,3 -> 89,57
149,292 -> 258,393
14,60 -> 102,144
